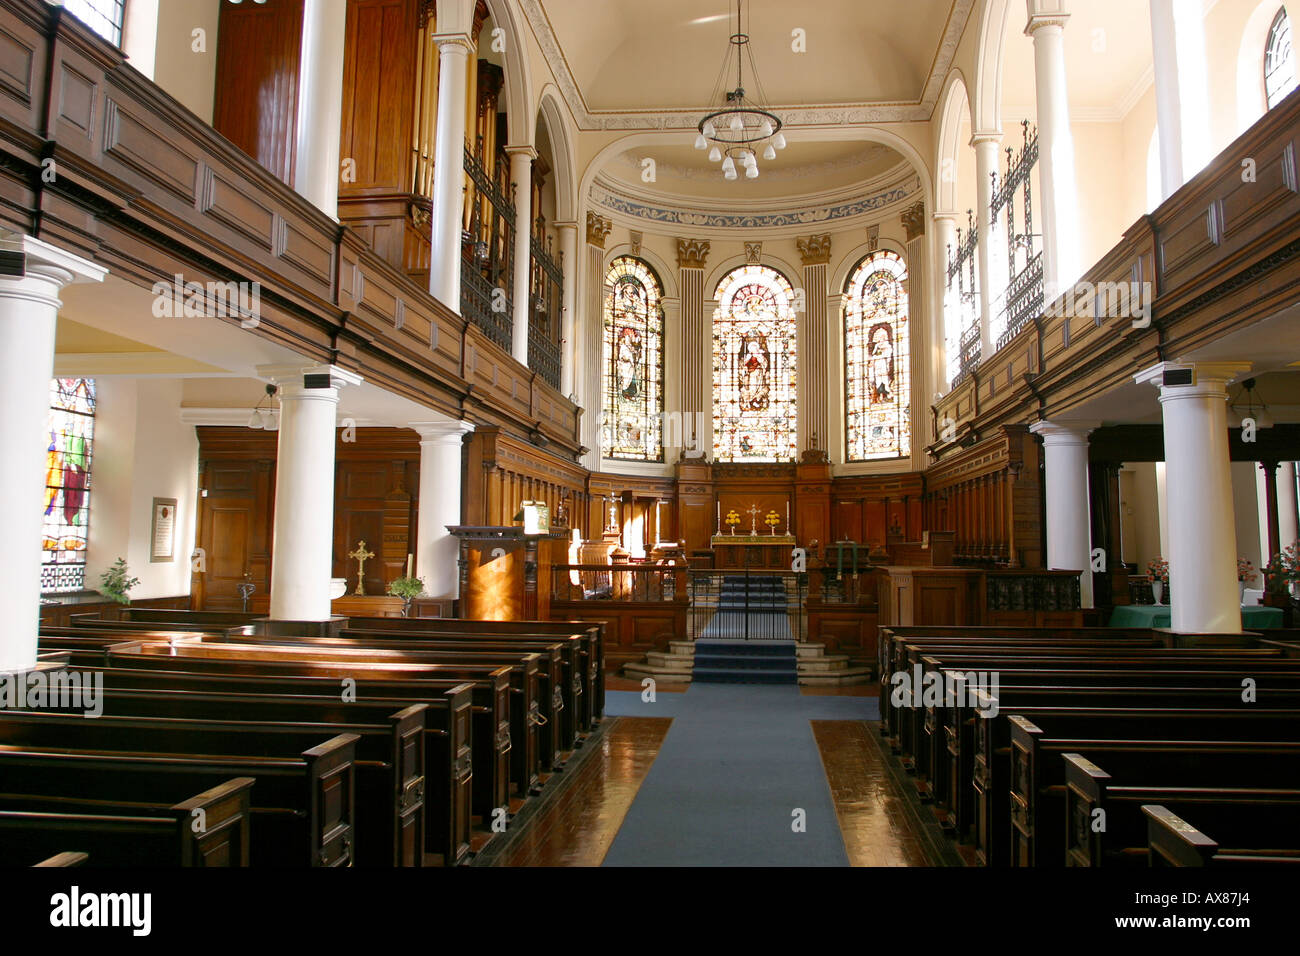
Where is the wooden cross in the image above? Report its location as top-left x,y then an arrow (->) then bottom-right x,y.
349,540 -> 375,596
747,504 -> 760,535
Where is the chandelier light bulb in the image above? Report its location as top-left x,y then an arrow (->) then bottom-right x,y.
724,166 -> 738,181
760,119 -> 774,138
773,132 -> 787,149
721,155 -> 736,175
694,133 -> 707,150
703,120 -> 716,137
730,113 -> 744,132
743,150 -> 756,168
763,144 -> 777,161
708,145 -> 722,162
745,163 -> 759,179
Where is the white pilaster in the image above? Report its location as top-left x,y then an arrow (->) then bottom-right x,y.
293,0 -> 348,217
1025,0 -> 1082,298
971,133 -> 1001,359
508,146 -> 537,367
259,364 -> 363,621
1280,461 -> 1299,552
1137,361 -> 1252,633
1029,420 -> 1097,609
428,33 -> 474,310
933,212 -> 958,390
1149,0 -> 1184,199
0,235 -> 106,673
1149,0 -> 1212,200
412,421 -> 475,599
556,220 -> 578,397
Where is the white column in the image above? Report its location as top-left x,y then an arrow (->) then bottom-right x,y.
556,220 -> 578,397
260,364 -> 363,621
0,235 -> 105,673
1025,0 -> 1082,298
428,34 -> 474,310
293,0 -> 348,217
933,212 -> 958,390
1137,362 -> 1252,633
1029,420 -> 1097,608
412,421 -> 475,599
1280,461 -> 1299,551
508,146 -> 536,367
122,0 -> 160,80
1149,0 -> 1212,200
972,133 -> 1001,359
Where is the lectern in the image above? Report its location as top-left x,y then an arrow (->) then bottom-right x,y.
447,526 -> 567,621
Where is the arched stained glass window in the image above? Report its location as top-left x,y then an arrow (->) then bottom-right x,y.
1265,7 -> 1297,110
713,264 -> 798,462
602,257 -> 664,462
845,251 -> 910,462
43,378 -> 96,594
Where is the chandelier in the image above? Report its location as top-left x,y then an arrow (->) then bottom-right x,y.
694,0 -> 786,180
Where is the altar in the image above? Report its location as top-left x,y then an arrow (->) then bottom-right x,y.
711,534 -> 798,570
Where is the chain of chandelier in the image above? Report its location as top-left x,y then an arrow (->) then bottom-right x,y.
694,0 -> 786,180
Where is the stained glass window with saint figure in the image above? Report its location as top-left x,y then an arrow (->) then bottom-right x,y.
43,378 -> 96,593
845,251 -> 910,461
713,265 -> 798,462
602,257 -> 664,462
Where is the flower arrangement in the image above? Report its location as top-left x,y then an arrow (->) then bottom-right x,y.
99,557 -> 140,605
1147,557 -> 1169,582
724,510 -> 741,534
1263,544 -> 1299,596
1237,558 -> 1258,583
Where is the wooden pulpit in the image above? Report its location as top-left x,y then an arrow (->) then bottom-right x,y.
447,526 -> 568,621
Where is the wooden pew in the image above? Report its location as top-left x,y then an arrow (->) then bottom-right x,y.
1143,804 -> 1300,866
1006,710 -> 1300,866
1064,746 -> 1300,866
0,704 -> 425,867
0,736 -> 357,865
37,669 -> 476,867
2,778 -> 252,867
96,639 -> 540,807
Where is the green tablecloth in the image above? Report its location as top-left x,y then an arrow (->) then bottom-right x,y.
1109,604 -> 1284,629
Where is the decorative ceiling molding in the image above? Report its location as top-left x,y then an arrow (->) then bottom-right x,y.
609,144 -> 897,184
522,0 -> 973,131
591,173 -> 922,236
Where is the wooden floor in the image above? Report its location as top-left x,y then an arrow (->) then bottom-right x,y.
498,679 -> 931,866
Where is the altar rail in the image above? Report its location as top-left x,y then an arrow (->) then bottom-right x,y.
688,571 -> 806,642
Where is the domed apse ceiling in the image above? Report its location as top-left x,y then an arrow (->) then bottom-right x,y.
599,140 -> 910,202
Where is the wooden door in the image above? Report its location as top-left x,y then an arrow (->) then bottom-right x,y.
194,460 -> 275,611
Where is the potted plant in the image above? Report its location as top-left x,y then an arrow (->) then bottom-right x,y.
1262,544 -> 1299,608
386,575 -> 425,618
1147,557 -> 1169,605
99,557 -> 140,606
1237,557 -> 1259,604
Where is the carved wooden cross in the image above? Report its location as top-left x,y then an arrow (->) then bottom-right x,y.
747,504 -> 760,535
349,540 -> 375,596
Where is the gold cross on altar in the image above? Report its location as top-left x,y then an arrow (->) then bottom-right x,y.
349,540 -> 375,595
747,504 -> 760,535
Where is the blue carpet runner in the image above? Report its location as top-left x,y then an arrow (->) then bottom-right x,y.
698,574 -> 793,642
603,684 -> 879,866
692,640 -> 797,684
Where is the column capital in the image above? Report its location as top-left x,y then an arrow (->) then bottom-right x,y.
586,212 -> 613,248
0,232 -> 107,288
554,220 -> 579,232
1135,361 -> 1253,400
676,238 -> 711,269
969,131 -> 1003,149
901,202 -> 927,243
1025,0 -> 1070,35
430,32 -> 475,55
411,420 -> 475,444
257,363 -> 364,391
1029,419 -> 1099,444
797,234 -> 833,266
504,145 -> 537,162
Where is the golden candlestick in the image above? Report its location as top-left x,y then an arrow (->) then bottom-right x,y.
348,539 -> 375,596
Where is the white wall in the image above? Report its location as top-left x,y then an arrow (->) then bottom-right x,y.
152,0 -> 222,123
85,379 -> 199,601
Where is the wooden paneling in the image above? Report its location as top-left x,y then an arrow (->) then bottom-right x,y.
212,0 -> 304,184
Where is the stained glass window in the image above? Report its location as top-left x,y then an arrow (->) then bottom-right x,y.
845,251 -> 911,461
1266,7 -> 1297,110
42,378 -> 96,594
63,0 -> 127,47
713,265 -> 798,462
602,257 -> 664,462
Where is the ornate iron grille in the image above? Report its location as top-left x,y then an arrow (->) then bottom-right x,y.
948,210 -> 981,386
460,141 -> 515,351
528,230 -> 564,389
993,121 -> 1043,348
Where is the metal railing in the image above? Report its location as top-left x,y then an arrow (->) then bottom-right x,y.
688,570 -> 806,642
550,563 -> 685,603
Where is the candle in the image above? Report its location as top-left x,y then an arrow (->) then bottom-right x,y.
406,553 -> 413,578
786,502 -> 789,533
717,502 -> 721,534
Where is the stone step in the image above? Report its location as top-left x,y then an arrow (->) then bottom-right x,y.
798,655 -> 855,673
797,665 -> 874,686
644,651 -> 694,670
623,662 -> 693,683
